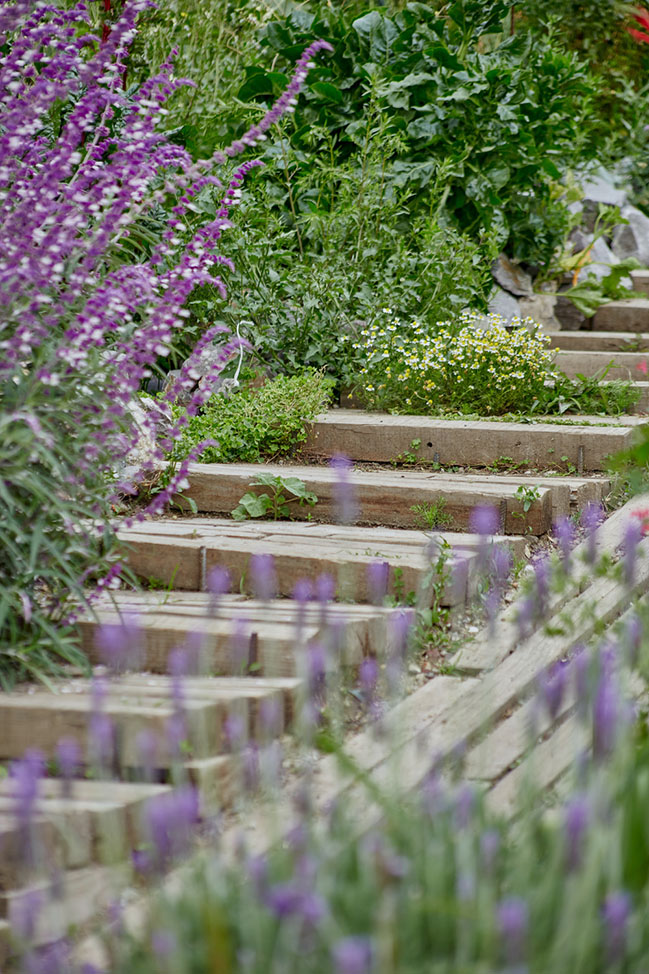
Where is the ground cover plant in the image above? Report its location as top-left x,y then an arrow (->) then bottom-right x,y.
351,311 -> 640,417
167,369 -> 333,466
0,0 -> 331,685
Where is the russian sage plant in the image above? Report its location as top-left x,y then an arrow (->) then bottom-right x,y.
0,0 -> 331,685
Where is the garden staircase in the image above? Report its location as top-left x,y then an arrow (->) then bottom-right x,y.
548,268 -> 649,411
2,305 -> 648,962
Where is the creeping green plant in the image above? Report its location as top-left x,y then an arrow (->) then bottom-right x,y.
232,474 -> 318,521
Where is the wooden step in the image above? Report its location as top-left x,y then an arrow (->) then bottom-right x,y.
0,681 -> 252,768
592,298 -> 649,332
176,463 -> 604,526
454,494 -> 649,675
303,411 -> 632,471
547,331 -> 649,353
555,349 -> 648,380
1,863 -> 127,944
80,591 -> 409,675
631,269 -> 649,295
117,518 -> 480,606
0,780 -> 170,876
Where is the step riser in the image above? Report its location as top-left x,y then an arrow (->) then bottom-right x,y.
592,299 -> 649,332
118,536 -> 473,607
631,270 -> 649,295
0,695 -> 247,767
555,349 -> 648,380
78,616 -> 318,677
548,332 -> 649,353
304,414 -> 631,472
175,468 -> 551,534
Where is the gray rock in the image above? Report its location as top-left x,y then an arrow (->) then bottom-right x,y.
611,204 -> 649,266
554,295 -> 589,330
518,294 -> 561,331
576,236 -> 625,285
579,167 -> 627,208
113,395 -> 173,490
487,286 -> 521,322
491,253 -> 533,296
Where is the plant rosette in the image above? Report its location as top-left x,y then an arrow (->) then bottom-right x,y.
348,311 -> 558,416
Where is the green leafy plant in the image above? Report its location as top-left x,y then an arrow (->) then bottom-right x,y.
232,474 -> 318,521
514,484 -> 542,513
563,257 -> 644,316
169,370 -> 334,465
410,499 -> 454,530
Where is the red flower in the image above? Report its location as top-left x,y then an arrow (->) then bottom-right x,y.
637,359 -> 648,374
627,7 -> 649,44
631,508 -> 649,535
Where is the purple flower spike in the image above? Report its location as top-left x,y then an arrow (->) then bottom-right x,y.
497,896 -> 528,966
623,517 -> 643,588
224,713 -> 246,752
292,579 -> 313,604
516,594 -> 535,641
389,608 -> 414,659
491,544 -> 513,590
152,929 -> 176,958
265,882 -> 304,919
247,853 -> 269,899
532,552 -> 550,618
602,891 -> 631,963
260,696 -> 283,737
359,656 -> 379,703
207,566 -> 231,609
538,660 -> 569,721
144,786 -> 199,869
250,553 -> 278,601
12,889 -> 44,942
563,793 -> 589,871
470,504 -> 500,537
454,783 -> 475,829
367,560 -> 390,605
316,573 -> 336,604
554,515 -> 577,572
480,829 -> 500,872
330,453 -> 359,525
10,750 -> 44,857
230,618 -> 250,673
243,742 -> 260,794
89,712 -> 115,774
57,738 -> 81,799
332,936 -> 373,974
593,666 -> 620,760
94,615 -> 142,672
582,502 -> 604,565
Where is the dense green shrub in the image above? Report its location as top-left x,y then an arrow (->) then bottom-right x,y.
214,0 -> 601,265
352,311 -> 640,416
168,370 -> 334,465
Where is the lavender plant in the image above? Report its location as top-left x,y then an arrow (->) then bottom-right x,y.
5,503 -> 649,971
0,0 -> 331,685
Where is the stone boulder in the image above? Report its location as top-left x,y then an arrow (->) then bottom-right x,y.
491,253 -> 533,297
113,395 -> 173,491
487,285 -> 521,322
611,204 -> 649,267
